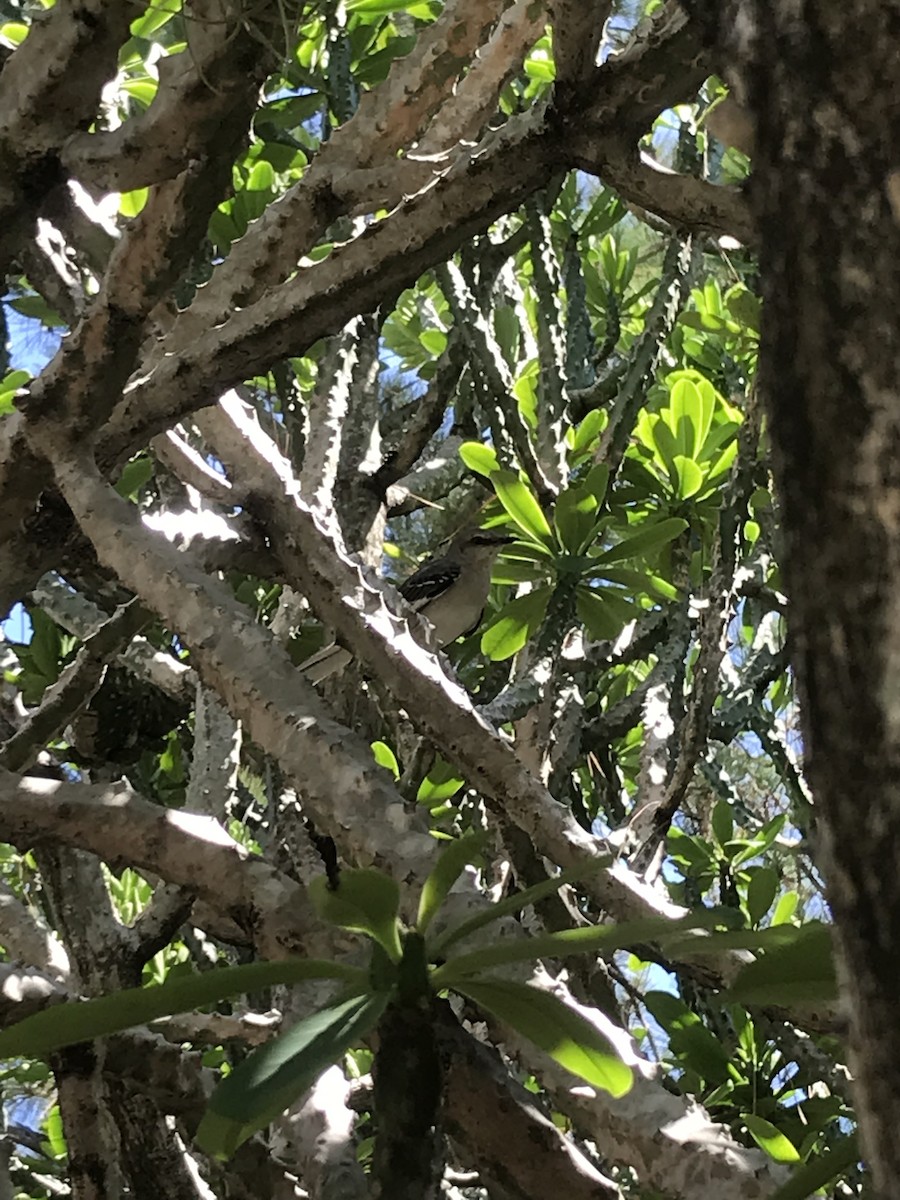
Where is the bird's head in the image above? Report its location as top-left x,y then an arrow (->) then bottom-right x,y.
450,527 -> 516,558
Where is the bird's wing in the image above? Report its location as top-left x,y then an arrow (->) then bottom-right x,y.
399,556 -> 461,610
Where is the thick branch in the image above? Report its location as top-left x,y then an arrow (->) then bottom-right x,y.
0,0 -> 133,270
61,0 -> 279,193
0,771 -> 314,959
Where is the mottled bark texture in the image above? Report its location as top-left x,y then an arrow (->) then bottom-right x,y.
683,1 -> 900,1192
372,997 -> 443,1200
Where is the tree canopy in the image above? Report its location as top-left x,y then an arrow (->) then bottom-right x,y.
0,1 -> 895,1198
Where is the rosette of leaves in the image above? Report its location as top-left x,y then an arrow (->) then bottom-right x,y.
459,442 -> 686,660
0,838 -> 740,1162
627,369 -> 743,514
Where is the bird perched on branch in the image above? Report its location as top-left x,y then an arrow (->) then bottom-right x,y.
300,528 -> 514,684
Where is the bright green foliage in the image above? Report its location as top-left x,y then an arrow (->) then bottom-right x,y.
632,371 -> 741,503
455,977 -> 632,1096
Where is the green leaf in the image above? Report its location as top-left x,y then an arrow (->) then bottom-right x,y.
371,741 -> 400,779
119,188 -> 148,218
455,978 -> 632,1097
493,305 -> 520,364
44,1104 -> 65,1157
28,608 -> 61,681
660,925 -> 809,958
554,486 -> 602,554
727,922 -> 837,1006
114,455 -> 154,499
725,288 -> 761,334
309,870 -> 403,962
490,470 -> 553,544
0,960 -> 367,1059
459,442 -> 500,477
594,518 -> 687,565
743,1115 -> 800,1164
745,867 -> 779,927
246,160 -> 275,191
673,455 -> 704,500
130,0 -> 177,38
576,586 -> 637,641
512,365 -> 538,430
347,0 -> 431,10
668,376 -> 700,458
598,567 -> 679,602
121,77 -> 157,108
490,558 -> 546,586
523,49 -> 554,82
584,463 -> 610,506
677,376 -> 717,456
703,438 -> 739,485
502,540 -> 556,566
770,1134 -> 859,1200
642,411 -> 680,484
428,856 -> 612,960
480,586 -> 552,661
572,410 -> 607,453
0,368 -> 31,415
668,828 -> 715,870
420,329 -> 447,355
770,890 -> 799,926
698,418 -> 741,465
197,992 -> 389,1158
433,910 -> 739,986
0,22 -> 28,46
8,294 -> 63,328
711,800 -> 733,848
731,814 -> 786,866
417,833 -> 485,935
679,311 -> 729,334
416,758 -> 465,806
644,991 -> 731,1082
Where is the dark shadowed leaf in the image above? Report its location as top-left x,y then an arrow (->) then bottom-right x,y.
594,518 -> 688,564
433,910 -> 740,985
0,960 -> 367,1059
576,586 -> 638,640
417,832 -> 485,934
645,990 -> 731,1082
770,1135 -> 859,1200
727,922 -> 837,1006
309,870 -> 403,962
746,866 -> 779,927
196,992 -> 389,1158
428,857 -> 612,959
712,800 -> 733,847
554,485 -> 602,553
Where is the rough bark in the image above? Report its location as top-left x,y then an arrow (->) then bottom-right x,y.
687,1 -> 900,1192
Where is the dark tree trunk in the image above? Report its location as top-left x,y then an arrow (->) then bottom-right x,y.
685,2 -> 900,1192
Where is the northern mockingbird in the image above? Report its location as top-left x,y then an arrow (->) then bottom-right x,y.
299,528 -> 514,683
